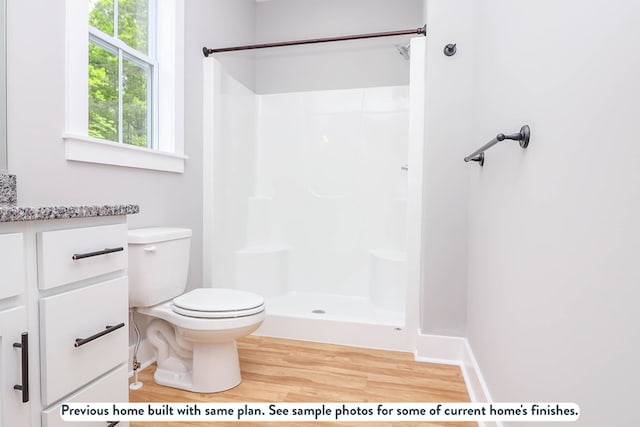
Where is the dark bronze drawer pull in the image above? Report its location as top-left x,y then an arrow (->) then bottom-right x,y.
74,323 -> 125,348
72,247 -> 124,260
13,332 -> 29,403
107,422 -> 120,426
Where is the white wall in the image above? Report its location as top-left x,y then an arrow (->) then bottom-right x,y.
204,0 -> 256,90
466,1 -> 640,425
419,0 -> 474,336
5,0 -> 255,292
187,0 -> 255,289
254,0 -> 423,93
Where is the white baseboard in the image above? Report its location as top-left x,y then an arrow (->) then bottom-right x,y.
128,338 -> 155,377
414,333 -> 466,364
414,332 -> 502,427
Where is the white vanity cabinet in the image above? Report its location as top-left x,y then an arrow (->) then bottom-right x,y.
0,232 -> 30,426
0,215 -> 132,427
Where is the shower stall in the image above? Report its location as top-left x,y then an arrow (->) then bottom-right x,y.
203,35 -> 425,351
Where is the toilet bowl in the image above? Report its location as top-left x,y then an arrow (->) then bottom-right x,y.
128,227 -> 265,393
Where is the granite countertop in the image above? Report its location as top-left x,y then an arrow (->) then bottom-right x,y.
0,204 -> 139,222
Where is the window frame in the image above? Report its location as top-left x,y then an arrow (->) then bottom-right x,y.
64,0 -> 185,173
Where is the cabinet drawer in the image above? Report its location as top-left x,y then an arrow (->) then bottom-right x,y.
42,364 -> 129,427
0,232 -> 25,300
38,224 -> 127,290
40,277 -> 128,405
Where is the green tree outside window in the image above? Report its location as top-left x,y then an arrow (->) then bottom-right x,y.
88,0 -> 152,148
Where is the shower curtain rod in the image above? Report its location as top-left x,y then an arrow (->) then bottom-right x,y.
202,25 -> 426,56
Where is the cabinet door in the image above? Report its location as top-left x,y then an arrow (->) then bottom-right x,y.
0,306 -> 30,426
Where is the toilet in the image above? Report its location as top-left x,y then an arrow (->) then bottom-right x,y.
127,227 -> 265,393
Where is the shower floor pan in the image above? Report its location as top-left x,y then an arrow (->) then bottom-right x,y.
254,291 -> 409,351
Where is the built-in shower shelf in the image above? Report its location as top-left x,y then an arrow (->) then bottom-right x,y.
235,245 -> 290,298
369,250 -> 407,313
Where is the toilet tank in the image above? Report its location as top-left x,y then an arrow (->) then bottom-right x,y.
128,227 -> 192,307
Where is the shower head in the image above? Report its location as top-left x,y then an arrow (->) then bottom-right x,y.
395,43 -> 410,60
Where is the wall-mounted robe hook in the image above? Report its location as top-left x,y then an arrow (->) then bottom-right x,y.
444,43 -> 457,56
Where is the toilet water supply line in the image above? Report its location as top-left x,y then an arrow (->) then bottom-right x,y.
129,309 -> 143,390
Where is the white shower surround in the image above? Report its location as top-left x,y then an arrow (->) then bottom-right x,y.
203,38 -> 425,351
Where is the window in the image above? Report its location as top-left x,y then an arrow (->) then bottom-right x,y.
88,0 -> 155,148
64,0 -> 185,173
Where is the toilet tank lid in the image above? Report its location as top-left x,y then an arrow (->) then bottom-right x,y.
128,227 -> 192,244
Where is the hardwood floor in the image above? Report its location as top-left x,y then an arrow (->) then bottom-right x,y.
129,335 -> 476,427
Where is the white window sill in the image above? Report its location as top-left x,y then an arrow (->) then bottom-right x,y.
63,134 -> 187,173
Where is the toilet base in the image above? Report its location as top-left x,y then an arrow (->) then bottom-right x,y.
153,340 -> 242,393
139,302 -> 265,393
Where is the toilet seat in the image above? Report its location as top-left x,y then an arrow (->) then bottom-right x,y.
172,288 -> 265,319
